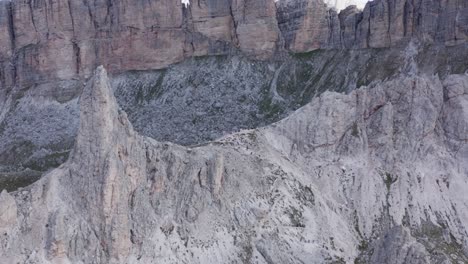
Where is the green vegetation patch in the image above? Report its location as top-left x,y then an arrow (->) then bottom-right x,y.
0,170 -> 42,192
259,95 -> 283,119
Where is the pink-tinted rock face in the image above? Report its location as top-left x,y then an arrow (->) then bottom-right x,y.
276,0 -> 340,52
0,4 -> 12,59
0,0 -> 466,89
189,0 -> 235,44
230,0 -> 281,57
277,0 -> 468,51
351,0 -> 468,48
8,0 -> 188,81
0,0 -> 282,86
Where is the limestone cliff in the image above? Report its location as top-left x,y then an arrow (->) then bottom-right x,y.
0,0 -> 466,89
276,0 -> 468,52
0,0 -> 282,87
1,64 -> 467,263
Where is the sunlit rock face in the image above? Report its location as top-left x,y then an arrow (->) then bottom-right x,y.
1,66 -> 467,263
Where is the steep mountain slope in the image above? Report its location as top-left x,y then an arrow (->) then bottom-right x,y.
1,43 -> 467,191
0,0 -> 467,189
0,0 -> 467,263
1,66 -> 467,263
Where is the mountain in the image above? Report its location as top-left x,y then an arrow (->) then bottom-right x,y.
0,0 -> 466,80
1,64 -> 467,263
0,0 -> 467,188
0,0 -> 467,263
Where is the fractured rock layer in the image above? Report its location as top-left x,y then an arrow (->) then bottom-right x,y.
1,67 -> 467,263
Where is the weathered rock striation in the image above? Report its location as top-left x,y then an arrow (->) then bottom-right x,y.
0,0 -> 466,89
1,65 -> 467,263
276,0 -> 342,51
276,0 -> 468,52
0,0 -> 282,87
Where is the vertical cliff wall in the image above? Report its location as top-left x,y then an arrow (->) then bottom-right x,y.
0,0 -> 466,88
0,0 -> 282,86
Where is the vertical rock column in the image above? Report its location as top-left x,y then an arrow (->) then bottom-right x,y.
67,66 -> 146,262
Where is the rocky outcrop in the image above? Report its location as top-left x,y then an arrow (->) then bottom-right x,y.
1,66 -> 467,263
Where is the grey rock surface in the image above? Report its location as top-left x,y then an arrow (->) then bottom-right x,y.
1,43 -> 467,189
1,66 -> 467,263
1,0 -> 467,186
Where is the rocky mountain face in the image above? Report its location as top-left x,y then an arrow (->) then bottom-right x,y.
0,1 -> 467,262
277,0 -> 468,51
0,0 -> 467,180
1,44 -> 467,192
1,64 -> 468,263
0,0 -> 466,85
